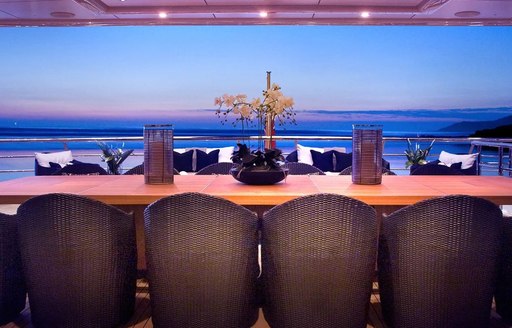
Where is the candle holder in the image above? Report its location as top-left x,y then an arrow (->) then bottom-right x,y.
144,124 -> 174,184
352,124 -> 383,185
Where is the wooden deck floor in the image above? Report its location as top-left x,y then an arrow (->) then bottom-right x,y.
2,280 -> 511,328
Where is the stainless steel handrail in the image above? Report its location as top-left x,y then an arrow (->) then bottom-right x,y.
1,135 -> 511,178
471,141 -> 512,176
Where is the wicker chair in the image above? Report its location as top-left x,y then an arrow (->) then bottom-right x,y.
378,195 -> 504,328
195,162 -> 236,175
261,193 -> 377,328
124,163 -> 179,175
0,213 -> 26,325
339,165 -> 396,175
16,193 -> 137,328
495,216 -> 512,323
123,163 -> 144,175
282,162 -> 326,175
144,192 -> 260,327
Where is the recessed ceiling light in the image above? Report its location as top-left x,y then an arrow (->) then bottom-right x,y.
50,11 -> 75,18
259,11 -> 268,18
454,11 -> 480,18
361,11 -> 370,18
158,12 -> 168,18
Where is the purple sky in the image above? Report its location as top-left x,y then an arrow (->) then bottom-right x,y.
0,25 -> 511,128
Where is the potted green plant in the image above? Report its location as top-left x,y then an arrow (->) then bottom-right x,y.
404,138 -> 435,172
97,141 -> 133,175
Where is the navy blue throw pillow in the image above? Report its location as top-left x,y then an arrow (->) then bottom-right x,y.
449,162 -> 463,171
285,150 -> 298,162
173,150 -> 194,172
333,151 -> 352,172
311,150 -> 334,172
34,161 -> 61,175
53,160 -> 107,175
432,160 -> 464,173
196,149 -> 220,172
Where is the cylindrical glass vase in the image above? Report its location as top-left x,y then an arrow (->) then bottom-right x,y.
144,124 -> 174,184
352,124 -> 383,185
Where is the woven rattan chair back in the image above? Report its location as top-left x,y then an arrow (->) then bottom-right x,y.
495,216 -> 512,323
339,165 -> 396,175
124,163 -> 144,175
282,162 -> 325,175
124,163 -> 180,175
16,193 -> 137,328
378,195 -> 503,328
261,193 -> 377,328
195,162 -> 236,175
144,192 -> 260,327
0,213 -> 26,325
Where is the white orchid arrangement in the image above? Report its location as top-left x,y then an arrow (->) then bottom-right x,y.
214,83 -> 296,169
214,83 -> 296,141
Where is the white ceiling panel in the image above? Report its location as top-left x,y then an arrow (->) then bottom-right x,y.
0,0 -> 510,26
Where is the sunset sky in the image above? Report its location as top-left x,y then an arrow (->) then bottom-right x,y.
0,25 -> 511,128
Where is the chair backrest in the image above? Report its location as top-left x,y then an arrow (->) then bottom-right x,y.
144,192 -> 260,327
282,162 -> 325,175
495,216 -> 512,323
0,213 -> 26,325
339,165 -> 396,175
123,163 -> 144,175
16,193 -> 137,327
124,163 -> 180,175
378,195 -> 504,328
195,162 -> 235,175
261,193 -> 377,328
410,163 -> 463,175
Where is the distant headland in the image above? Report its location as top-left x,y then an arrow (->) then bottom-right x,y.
440,115 -> 512,136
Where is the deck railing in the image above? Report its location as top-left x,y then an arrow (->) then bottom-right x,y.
1,135 -> 511,179
470,141 -> 512,177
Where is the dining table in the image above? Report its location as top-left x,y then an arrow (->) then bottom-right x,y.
1,174 -> 511,270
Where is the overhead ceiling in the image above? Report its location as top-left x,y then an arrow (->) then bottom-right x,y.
0,0 -> 511,27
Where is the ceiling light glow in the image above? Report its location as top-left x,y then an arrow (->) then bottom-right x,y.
259,11 -> 268,18
361,11 -> 370,18
455,11 -> 480,18
158,12 -> 168,18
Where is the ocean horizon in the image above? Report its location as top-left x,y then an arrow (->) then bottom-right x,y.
2,107 -> 511,141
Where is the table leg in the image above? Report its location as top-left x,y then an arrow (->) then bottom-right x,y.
116,205 -> 147,274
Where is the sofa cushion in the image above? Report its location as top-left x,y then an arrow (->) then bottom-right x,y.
311,150 -> 335,172
54,160 -> 107,175
196,149 -> 220,172
439,151 -> 478,170
173,150 -> 194,172
35,150 -> 73,168
285,150 -> 298,162
207,146 -> 234,163
296,144 -> 323,165
333,151 -> 352,172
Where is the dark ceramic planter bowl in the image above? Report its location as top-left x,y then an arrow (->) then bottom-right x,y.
230,166 -> 289,185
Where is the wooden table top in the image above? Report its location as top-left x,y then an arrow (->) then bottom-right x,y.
1,174 -> 511,206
